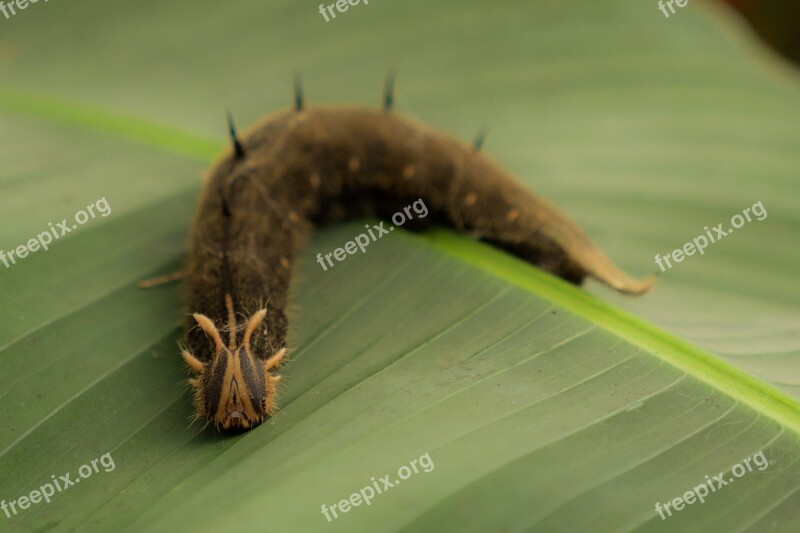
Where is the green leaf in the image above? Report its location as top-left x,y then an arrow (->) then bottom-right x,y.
1,0 -> 799,531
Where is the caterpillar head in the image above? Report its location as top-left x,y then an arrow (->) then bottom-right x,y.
182,309 -> 285,431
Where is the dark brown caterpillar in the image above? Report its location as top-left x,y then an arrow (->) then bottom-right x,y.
181,77 -> 655,431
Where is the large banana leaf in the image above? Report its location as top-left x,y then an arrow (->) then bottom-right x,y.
1,0 -> 798,531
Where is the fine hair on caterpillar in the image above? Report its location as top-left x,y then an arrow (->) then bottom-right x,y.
178,75 -> 655,432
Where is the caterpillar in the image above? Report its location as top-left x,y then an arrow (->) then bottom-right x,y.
178,77 -> 655,431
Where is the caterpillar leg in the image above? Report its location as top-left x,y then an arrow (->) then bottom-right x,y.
138,270 -> 185,289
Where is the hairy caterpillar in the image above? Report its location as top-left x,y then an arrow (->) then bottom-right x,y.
179,77 -> 655,431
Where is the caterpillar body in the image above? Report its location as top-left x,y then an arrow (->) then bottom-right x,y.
180,79 -> 654,431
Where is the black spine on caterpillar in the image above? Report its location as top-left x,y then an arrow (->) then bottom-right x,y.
181,79 -> 655,431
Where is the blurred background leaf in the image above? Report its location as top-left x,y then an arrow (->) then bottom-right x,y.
721,0 -> 800,66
